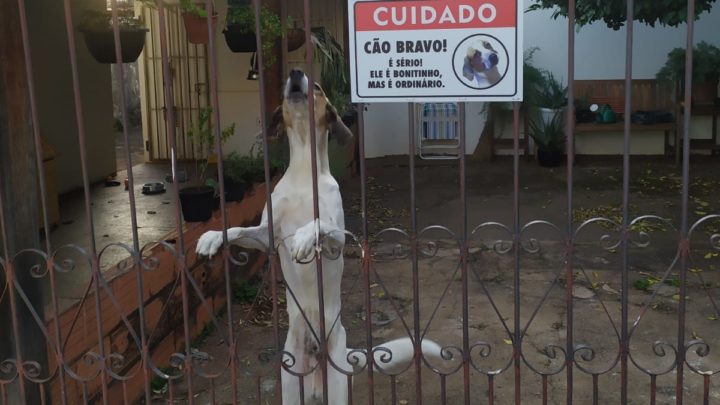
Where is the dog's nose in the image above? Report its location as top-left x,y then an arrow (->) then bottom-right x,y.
289,68 -> 304,82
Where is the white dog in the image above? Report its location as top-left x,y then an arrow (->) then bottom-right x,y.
196,69 -> 447,404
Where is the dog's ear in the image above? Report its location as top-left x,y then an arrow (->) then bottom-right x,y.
267,105 -> 286,139
325,103 -> 353,146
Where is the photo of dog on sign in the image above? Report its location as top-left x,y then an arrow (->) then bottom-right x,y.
455,34 -> 508,90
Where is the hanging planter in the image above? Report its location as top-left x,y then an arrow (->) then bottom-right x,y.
78,8 -> 147,64
179,0 -> 218,45
223,2 -> 298,65
81,28 -> 147,64
182,12 -> 218,44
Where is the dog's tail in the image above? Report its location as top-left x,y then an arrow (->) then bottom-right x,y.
347,338 -> 451,373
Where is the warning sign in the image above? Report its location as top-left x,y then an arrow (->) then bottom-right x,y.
348,0 -> 523,102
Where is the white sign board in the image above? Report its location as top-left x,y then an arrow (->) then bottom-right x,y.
348,0 -> 523,102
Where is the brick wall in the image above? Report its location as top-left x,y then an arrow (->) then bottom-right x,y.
45,181 -> 274,404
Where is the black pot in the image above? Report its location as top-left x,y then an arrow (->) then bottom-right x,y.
223,177 -> 247,202
223,25 -> 257,53
537,148 -> 564,168
179,186 -> 215,222
81,28 -> 148,64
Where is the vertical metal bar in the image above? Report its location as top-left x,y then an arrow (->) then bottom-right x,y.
347,375 -> 353,405
592,374 -> 598,405
459,102 -> 470,405
676,0 -> 695,403
564,1 -> 577,403
256,376 -> 261,405
620,1 -> 635,403
542,375 -> 548,405
251,2 -> 283,403
391,376 -> 397,404
299,376 -> 306,405
650,375 -> 657,405
358,103 -> 375,405
301,1 -> 329,403
512,101 -> 521,405
155,1 -> 193,402
487,374 -> 494,405
440,375 -> 446,405
202,0 -> 237,402
702,375 -> 709,405
408,102 -> 422,405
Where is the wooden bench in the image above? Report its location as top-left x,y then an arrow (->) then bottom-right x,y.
573,79 -> 678,156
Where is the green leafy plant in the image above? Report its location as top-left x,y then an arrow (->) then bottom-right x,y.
311,27 -> 352,117
656,41 -> 720,84
232,278 -> 259,304
226,3 -> 293,67
529,110 -> 566,151
78,4 -> 145,31
536,72 -> 568,110
527,0 -> 717,30
179,0 -> 214,18
186,107 -> 236,184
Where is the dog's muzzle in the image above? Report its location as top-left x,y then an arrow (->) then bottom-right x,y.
285,68 -> 308,102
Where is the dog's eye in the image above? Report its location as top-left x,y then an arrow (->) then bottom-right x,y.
313,83 -> 322,91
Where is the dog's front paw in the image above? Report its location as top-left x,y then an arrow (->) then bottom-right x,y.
291,221 -> 317,262
196,231 -> 224,258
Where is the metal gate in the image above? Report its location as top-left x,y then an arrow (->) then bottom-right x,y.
0,0 -> 718,404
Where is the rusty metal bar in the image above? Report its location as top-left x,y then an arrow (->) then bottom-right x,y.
251,1 -> 283,403
488,374 -> 494,405
564,1 -> 577,403
408,102 -> 422,405
357,102 -> 375,405
302,0 -> 329,402
203,0 -> 239,402
512,100 -> 521,405
459,101 -> 470,405
676,0 -> 695,402
155,1 -> 193,402
620,1 -> 635,403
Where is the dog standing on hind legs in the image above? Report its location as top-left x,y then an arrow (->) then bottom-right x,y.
196,69 -> 448,404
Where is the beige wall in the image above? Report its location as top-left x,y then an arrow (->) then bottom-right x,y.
27,0 -> 117,193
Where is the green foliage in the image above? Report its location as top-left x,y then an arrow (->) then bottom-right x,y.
311,27 -> 352,117
179,0 -> 212,18
529,110 -> 566,151
78,4 -> 144,31
657,41 -> 720,84
186,107 -> 235,182
536,72 -> 568,109
232,278 -> 259,304
226,3 -> 293,67
527,0 -> 717,30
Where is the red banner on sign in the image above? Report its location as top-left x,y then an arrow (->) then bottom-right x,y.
354,0 -> 516,31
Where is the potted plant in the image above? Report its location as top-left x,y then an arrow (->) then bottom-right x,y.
657,41 -> 720,104
310,26 -> 355,126
221,152 -> 249,202
529,110 -> 566,167
223,1 -> 303,63
179,0 -> 218,44
536,71 -> 568,125
181,107 -> 236,222
78,4 -> 148,64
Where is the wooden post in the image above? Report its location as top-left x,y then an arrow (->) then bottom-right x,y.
0,0 -> 49,402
